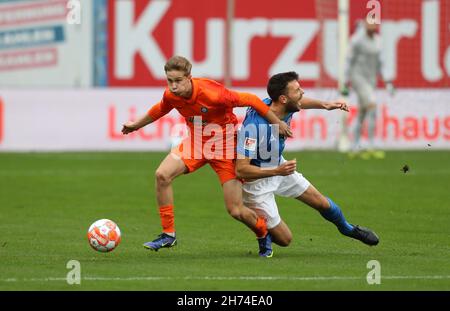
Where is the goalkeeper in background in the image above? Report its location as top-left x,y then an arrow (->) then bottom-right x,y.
342,19 -> 394,159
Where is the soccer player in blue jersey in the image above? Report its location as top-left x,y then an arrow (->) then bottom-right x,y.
236,71 -> 379,257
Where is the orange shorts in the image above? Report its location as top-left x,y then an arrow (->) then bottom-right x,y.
171,140 -> 237,185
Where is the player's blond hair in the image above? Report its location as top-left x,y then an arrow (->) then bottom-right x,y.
164,56 -> 192,76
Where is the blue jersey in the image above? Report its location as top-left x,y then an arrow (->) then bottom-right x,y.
237,98 -> 294,167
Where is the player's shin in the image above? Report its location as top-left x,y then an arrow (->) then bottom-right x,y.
159,205 -> 175,236
238,206 -> 268,238
320,198 -> 354,236
251,215 -> 268,238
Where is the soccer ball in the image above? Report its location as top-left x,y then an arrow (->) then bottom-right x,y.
87,219 -> 121,252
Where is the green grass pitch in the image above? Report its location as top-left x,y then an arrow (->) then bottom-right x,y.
0,151 -> 449,290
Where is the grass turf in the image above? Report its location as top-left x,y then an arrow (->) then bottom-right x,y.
0,151 -> 449,290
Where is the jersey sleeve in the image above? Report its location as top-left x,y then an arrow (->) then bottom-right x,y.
236,120 -> 258,159
147,92 -> 174,121
221,88 -> 270,117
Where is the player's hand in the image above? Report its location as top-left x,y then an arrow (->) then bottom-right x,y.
385,81 -> 396,97
278,121 -> 293,138
326,100 -> 349,112
276,159 -> 297,176
121,122 -> 138,135
340,83 -> 350,96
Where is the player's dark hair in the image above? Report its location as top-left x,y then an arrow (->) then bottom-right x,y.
164,55 -> 192,75
267,71 -> 299,101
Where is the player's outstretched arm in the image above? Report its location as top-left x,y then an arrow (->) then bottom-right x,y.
235,157 -> 297,180
300,97 -> 349,112
122,100 -> 174,135
235,92 -> 293,138
121,114 -> 153,135
264,110 -> 293,137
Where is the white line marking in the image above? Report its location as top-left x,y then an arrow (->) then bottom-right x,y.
2,275 -> 450,283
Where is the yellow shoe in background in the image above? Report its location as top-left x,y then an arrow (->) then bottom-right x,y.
371,150 -> 386,159
360,150 -> 372,160
347,151 -> 360,159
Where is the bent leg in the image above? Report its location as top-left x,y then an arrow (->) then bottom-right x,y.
244,191 -> 289,246
222,179 -> 267,238
269,220 -> 292,247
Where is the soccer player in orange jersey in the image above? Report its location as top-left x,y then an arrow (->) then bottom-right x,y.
122,55 -> 292,251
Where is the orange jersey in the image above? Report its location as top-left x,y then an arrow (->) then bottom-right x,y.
147,78 -> 270,141
147,78 -> 270,184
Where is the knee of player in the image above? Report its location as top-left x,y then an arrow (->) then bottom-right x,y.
279,234 -> 292,247
155,169 -> 171,185
226,204 -> 244,220
270,226 -> 293,246
227,208 -> 242,220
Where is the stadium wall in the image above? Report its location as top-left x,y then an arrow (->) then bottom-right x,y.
0,89 -> 449,151
108,0 -> 450,88
1,0 -> 448,88
0,0 -> 448,152
0,0 -> 93,87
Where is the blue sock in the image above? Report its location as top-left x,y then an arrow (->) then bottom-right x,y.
320,198 -> 354,236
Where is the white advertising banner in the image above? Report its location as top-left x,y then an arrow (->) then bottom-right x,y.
0,0 -> 93,87
0,88 -> 449,151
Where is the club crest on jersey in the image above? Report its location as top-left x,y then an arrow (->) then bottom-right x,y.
200,107 -> 208,113
244,137 -> 257,151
